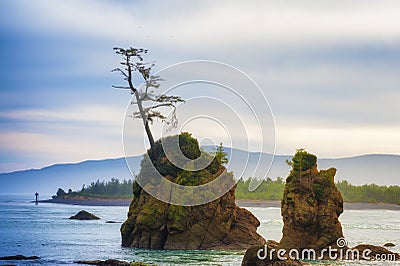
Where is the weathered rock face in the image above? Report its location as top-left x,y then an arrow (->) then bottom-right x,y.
121,133 -> 265,250
279,150 -> 344,251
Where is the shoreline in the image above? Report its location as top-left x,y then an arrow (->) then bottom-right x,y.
37,198 -> 400,210
38,198 -> 132,206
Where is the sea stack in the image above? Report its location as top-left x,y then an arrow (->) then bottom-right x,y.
279,149 -> 344,250
120,133 -> 265,250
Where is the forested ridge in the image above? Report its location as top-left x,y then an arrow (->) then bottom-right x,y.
54,177 -> 400,205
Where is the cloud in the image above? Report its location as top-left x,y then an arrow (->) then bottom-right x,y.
1,0 -> 400,172
5,0 -> 400,49
275,123 -> 400,157
0,104 -> 124,128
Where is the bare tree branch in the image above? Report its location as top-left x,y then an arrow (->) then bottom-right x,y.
113,46 -> 185,156
112,85 -> 131,90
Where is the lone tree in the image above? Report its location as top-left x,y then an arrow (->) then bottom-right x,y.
214,142 -> 229,165
112,47 -> 184,158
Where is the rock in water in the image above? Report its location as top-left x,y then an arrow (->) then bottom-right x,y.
0,255 -> 40,260
242,241 -> 304,266
121,133 -> 265,250
280,150 -> 344,251
383,242 -> 396,247
69,210 -> 101,220
242,150 -> 399,264
352,244 -> 399,261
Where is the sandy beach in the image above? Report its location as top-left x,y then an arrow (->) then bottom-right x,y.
37,198 -> 400,210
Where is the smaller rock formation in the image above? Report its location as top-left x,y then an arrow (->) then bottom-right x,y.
242,241 -> 304,266
242,149 -> 399,264
0,255 -> 40,260
383,242 -> 396,247
69,210 -> 100,220
280,149 -> 344,251
352,244 -> 399,261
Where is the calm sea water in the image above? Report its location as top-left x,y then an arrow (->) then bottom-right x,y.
0,194 -> 398,266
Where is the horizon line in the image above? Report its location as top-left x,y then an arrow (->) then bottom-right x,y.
1,147 -> 399,175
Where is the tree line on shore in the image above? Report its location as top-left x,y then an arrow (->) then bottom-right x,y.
54,177 -> 399,205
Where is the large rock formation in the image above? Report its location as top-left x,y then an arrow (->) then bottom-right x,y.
279,149 -> 344,251
121,133 -> 265,250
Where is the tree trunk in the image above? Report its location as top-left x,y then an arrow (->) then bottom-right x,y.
134,90 -> 156,158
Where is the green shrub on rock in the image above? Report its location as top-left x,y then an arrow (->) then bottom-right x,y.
286,148 -> 317,173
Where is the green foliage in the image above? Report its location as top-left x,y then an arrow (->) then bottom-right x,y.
235,178 -> 285,200
336,180 -> 400,205
235,177 -> 400,205
146,132 -> 202,178
286,148 -> 317,172
56,188 -> 67,198
213,142 -> 228,165
178,132 -> 201,160
54,178 -> 134,199
313,183 -> 324,200
140,132 -> 222,187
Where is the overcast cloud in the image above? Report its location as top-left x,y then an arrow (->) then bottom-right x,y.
0,0 -> 399,172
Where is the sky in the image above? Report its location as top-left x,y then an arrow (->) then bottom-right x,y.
0,0 -> 400,173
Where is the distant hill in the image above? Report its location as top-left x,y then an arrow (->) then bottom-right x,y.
0,157 -> 139,195
0,147 -> 399,194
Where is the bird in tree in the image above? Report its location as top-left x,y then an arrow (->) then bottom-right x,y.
112,47 -> 184,159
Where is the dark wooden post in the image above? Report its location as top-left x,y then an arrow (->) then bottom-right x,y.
35,192 -> 39,205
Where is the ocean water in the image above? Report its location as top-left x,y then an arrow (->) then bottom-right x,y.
0,194 -> 399,266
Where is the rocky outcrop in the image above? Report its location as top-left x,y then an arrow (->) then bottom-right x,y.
383,242 -> 396,247
69,210 -> 100,220
121,133 -> 265,250
0,255 -> 40,260
352,244 -> 399,261
280,150 -> 344,251
242,241 -> 305,266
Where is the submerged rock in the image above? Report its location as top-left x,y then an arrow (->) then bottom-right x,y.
74,259 -> 150,265
121,133 -> 265,250
0,255 -> 40,260
69,210 -> 101,220
280,150 -> 344,251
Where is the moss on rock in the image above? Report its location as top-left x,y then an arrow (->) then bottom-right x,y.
121,133 -> 265,250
